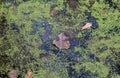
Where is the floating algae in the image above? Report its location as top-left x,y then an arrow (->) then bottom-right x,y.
0,0 -> 120,78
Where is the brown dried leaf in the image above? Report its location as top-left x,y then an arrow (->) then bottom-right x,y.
50,9 -> 58,16
81,22 -> 92,30
8,70 -> 17,78
26,71 -> 32,78
53,32 -> 70,49
58,33 -> 69,40
102,8 -> 107,14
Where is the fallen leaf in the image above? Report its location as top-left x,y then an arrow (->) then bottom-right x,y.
50,9 -> 58,16
68,0 -> 78,9
53,32 -> 70,49
58,32 -> 69,40
8,70 -> 17,78
26,71 -> 32,78
89,0 -> 95,6
81,22 -> 92,30
117,4 -> 120,10
102,8 -> 107,14
65,30 -> 76,38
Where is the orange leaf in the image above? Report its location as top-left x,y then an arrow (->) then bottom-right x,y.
26,71 -> 32,78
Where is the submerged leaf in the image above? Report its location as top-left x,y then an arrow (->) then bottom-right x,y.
53,32 -> 70,49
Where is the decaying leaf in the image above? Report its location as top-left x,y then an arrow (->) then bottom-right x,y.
50,9 -> 58,16
53,32 -> 70,49
65,30 -> 76,38
102,8 -> 107,14
89,0 -> 95,6
8,70 -> 17,78
58,32 -> 69,40
81,22 -> 92,30
68,0 -> 78,9
117,4 -> 120,10
26,71 -> 32,78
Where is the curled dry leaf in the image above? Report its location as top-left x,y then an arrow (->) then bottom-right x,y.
8,70 -> 17,78
81,22 -> 92,30
53,32 -> 70,49
26,71 -> 32,78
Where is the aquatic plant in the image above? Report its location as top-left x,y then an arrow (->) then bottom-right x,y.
0,0 -> 120,78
